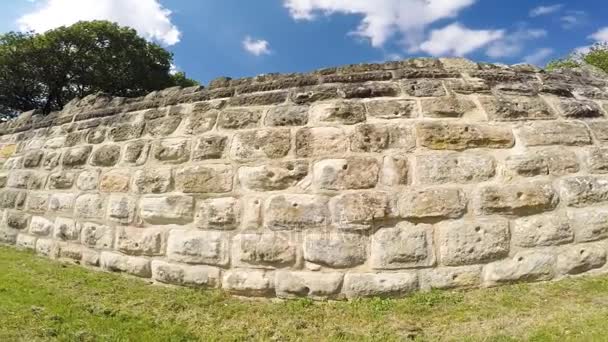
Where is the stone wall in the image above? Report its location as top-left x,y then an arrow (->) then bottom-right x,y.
1,57 -> 608,299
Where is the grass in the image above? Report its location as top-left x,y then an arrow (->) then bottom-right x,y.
2,246 -> 608,341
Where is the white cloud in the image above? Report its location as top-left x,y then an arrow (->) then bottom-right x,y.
560,10 -> 588,29
523,48 -> 554,65
529,4 -> 563,17
243,36 -> 271,56
419,23 -> 503,56
590,27 -> 608,42
17,0 -> 181,46
283,0 -> 476,50
486,28 -> 547,58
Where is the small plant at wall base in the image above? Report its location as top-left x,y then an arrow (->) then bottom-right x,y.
0,20 -> 198,117
546,42 -> 608,73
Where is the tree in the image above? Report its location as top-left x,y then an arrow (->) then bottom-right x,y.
546,42 -> 608,74
0,20 -> 198,115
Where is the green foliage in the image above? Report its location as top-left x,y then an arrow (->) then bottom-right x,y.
0,20 -> 198,115
546,42 -> 608,74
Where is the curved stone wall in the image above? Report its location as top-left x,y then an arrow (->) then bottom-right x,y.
1,58 -> 608,299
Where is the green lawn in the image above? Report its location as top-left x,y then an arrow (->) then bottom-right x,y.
1,246 -> 608,341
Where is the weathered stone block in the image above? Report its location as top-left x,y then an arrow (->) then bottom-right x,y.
62,146 -> 93,168
371,223 -> 435,269
5,210 -> 30,230
195,197 -> 240,230
174,164 -> 233,193
479,95 -> 554,121
505,148 -> 579,177
437,219 -> 510,266
421,96 -> 477,118
17,234 -> 37,250
99,169 -> 131,193
313,157 -> 380,190
560,176 -> 608,207
107,195 -> 136,224
416,152 -> 496,185
483,251 -> 556,285
330,192 -> 390,231
167,229 -> 229,266
557,99 -> 604,118
365,99 -> 416,119
338,82 -> 399,98
117,227 -> 165,256
151,260 -> 220,287
48,193 -> 76,213
512,213 -> 573,247
7,170 -> 45,190
475,181 -> 558,215
100,252 -> 151,278
264,194 -> 329,231
0,189 -> 27,209
380,156 -> 409,186
23,150 -> 44,168
122,140 -> 149,166
420,266 -> 482,290
139,196 -> 194,225
557,244 -> 607,275
48,172 -> 75,189
350,124 -> 416,152
403,79 -> 445,97
76,170 -> 100,191
265,105 -> 309,126
519,121 -> 592,146
26,193 -> 48,213
132,168 -> 172,194
588,121 -> 608,142
399,187 -> 466,220
233,232 -> 296,268
90,145 -> 121,167
304,231 -> 367,268
587,148 -> 608,174
343,273 -> 418,298
417,122 -> 514,150
186,107 -> 218,135
222,270 -> 274,296
81,223 -> 114,249
295,127 -> 348,157
230,129 -> 290,160
86,127 -> 106,144
0,227 -> 18,244
36,239 -> 57,258
146,116 -> 181,137
309,101 -> 366,124
29,216 -> 54,236
567,207 -> 608,243
42,152 -> 60,170
217,108 -> 262,129
153,138 -> 191,164
193,135 -> 228,160
238,160 -> 308,191
74,194 -> 105,219
275,271 -> 343,299
53,217 -> 80,241
109,119 -> 145,142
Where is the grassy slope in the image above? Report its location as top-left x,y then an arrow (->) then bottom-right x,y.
1,246 -> 608,341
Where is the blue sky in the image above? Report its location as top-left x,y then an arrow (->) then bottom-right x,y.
2,1 -> 607,85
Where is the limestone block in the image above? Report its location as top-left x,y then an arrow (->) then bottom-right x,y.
29,216 -> 54,236
100,252 -> 151,278
264,194 -> 329,231
560,176 -> 608,207
167,229 -> 229,266
81,222 -> 114,249
233,232 -> 297,268
310,100 -> 366,125
26,193 -> 49,213
122,140 -> 150,166
588,121 -> 608,142
0,228 -> 18,244
371,223 -> 435,269
193,135 -> 228,161
587,148 -> 608,174
512,213 -> 573,247
313,157 -> 380,190
109,119 -> 145,142
62,146 -> 93,168
57,242 -> 84,261
505,148 -> 579,177
146,116 -> 181,137
152,138 -> 191,164
90,145 -> 121,167
421,96 -> 477,118
416,152 -> 496,185
36,239 -> 58,258
5,211 -> 30,230
567,207 -> 608,243
474,181 -> 558,215
48,193 -> 76,213
417,122 -> 514,150
437,219 -> 510,266
222,270 -> 274,296
365,99 -> 416,119
81,249 -> 100,266
53,217 -> 80,241
338,82 -> 399,98
117,227 -> 165,256
220,104 -> 268,127
44,137 -> 66,149
482,251 -> 556,286
107,195 -> 136,224
186,107 -> 218,134
7,170 -> 45,190
330,191 -> 390,231
265,105 -> 309,126
174,164 -> 233,193
132,168 -> 172,194
238,160 -> 308,191
86,127 -> 106,144
380,156 -> 409,186
557,99 -> 604,118
295,127 -> 348,157
519,121 -> 591,146
42,152 -> 60,170
48,172 -> 76,189
241,195 -> 264,230
403,79 -> 446,97
343,273 -> 418,298
16,234 -> 37,250
275,271 -> 343,299
230,129 -> 291,160
151,260 -> 220,287
23,150 -> 44,168
76,170 -> 100,191
399,187 -> 466,220
304,231 -> 367,268
557,244 -> 607,275
0,189 -> 27,209
479,95 -> 554,121
350,124 -> 416,152
420,266 -> 482,290
139,196 -> 194,225
74,194 -> 105,219
195,197 -> 240,230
